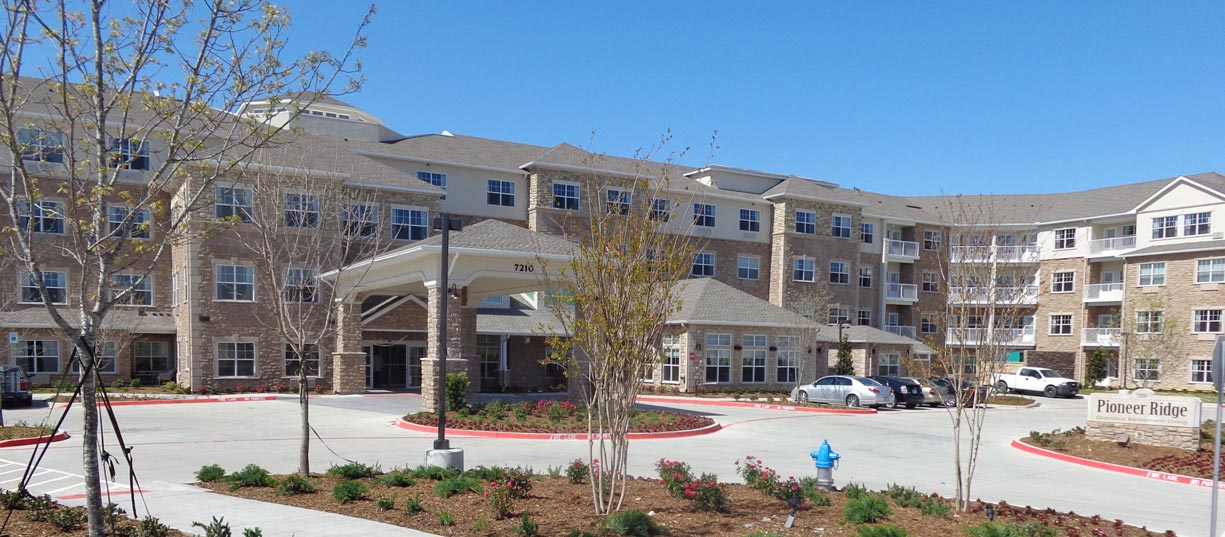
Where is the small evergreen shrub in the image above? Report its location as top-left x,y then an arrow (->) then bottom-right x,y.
47,508 -> 87,531
886,483 -> 924,508
435,475 -> 482,498
843,494 -> 893,524
602,510 -> 666,536
411,464 -> 460,481
227,464 -> 275,490
843,481 -> 868,499
137,515 -> 172,537
405,495 -> 425,516
332,480 -> 367,504
276,474 -> 316,496
798,477 -> 831,506
474,517 -> 492,531
445,373 -> 469,410
196,464 -> 226,483
438,510 -> 455,527
856,524 -> 908,537
515,511 -> 539,536
191,516 -> 232,537
377,495 -> 396,510
327,462 -> 378,480
378,471 -> 417,487
920,497 -> 951,517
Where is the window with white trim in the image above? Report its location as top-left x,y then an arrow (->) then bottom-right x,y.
1139,262 -> 1165,286
858,267 -> 872,288
111,274 -> 152,306
1136,311 -> 1164,333
215,265 -> 254,301
108,138 -> 149,170
649,198 -> 671,221
831,215 -> 852,238
416,171 -> 446,188
1152,216 -> 1177,239
283,267 -> 319,303
1197,258 -> 1225,283
921,315 -> 938,334
737,255 -> 760,280
606,188 -> 631,215
692,252 -> 715,277
693,203 -> 716,227
1184,212 -> 1211,236
217,341 -> 256,377
827,306 -> 850,325
741,334 -> 767,383
795,210 -> 816,234
17,128 -> 64,163
1193,309 -> 1222,333
922,271 -> 940,292
553,182 -> 579,210
857,309 -> 871,326
1133,357 -> 1160,381
829,261 -> 849,284
1054,228 -> 1076,249
878,353 -> 901,376
486,180 -> 515,207
739,209 -> 760,232
107,206 -> 151,239
1192,359 -> 1213,384
20,270 -> 67,304
134,341 -> 172,372
1051,271 -> 1075,293
390,207 -> 428,241
923,230 -> 942,251
16,200 -> 64,234
284,192 -> 320,228
342,203 -> 379,238
860,223 -> 874,244
15,340 -> 58,374
1049,314 -> 1073,335
284,343 -> 320,377
71,341 -> 116,373
171,271 -> 179,305
793,257 -> 815,282
215,186 -> 253,223
704,333 -> 731,383
661,346 -> 681,383
776,336 -> 798,383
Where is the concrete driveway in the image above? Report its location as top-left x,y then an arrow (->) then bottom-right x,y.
1,394 -> 1219,536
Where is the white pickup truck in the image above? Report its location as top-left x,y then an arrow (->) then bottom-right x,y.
991,367 -> 1080,398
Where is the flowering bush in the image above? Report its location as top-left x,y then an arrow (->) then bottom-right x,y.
736,455 -> 805,508
484,472 -> 531,519
566,459 -> 590,484
655,459 -> 727,512
655,459 -> 693,498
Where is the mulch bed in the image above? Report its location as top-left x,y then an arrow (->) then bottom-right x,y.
0,502 -> 189,536
1019,424 -> 1221,479
403,408 -> 715,434
202,473 -> 1172,536
0,425 -> 53,441
986,395 -> 1034,406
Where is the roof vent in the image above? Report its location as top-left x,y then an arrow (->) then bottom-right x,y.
440,130 -> 454,137
906,205 -> 922,209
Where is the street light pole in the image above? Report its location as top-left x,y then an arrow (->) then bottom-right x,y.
432,213 -> 462,451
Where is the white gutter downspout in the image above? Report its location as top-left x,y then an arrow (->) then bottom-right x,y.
499,334 -> 510,389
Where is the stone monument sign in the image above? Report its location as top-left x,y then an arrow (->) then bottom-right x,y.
1086,389 -> 1201,450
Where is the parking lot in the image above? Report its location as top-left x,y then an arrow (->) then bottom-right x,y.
1,393 -> 1219,536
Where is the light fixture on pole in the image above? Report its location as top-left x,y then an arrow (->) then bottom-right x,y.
431,213 -> 462,452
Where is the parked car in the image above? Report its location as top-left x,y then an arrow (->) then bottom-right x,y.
929,377 -> 988,407
902,377 -> 946,407
0,366 -> 33,407
991,367 -> 1080,398
790,375 -> 895,408
868,375 -> 925,409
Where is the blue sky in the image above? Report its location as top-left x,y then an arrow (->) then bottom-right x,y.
286,2 -> 1224,195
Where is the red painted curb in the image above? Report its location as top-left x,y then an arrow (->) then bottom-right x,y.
96,395 -> 277,407
1010,439 -> 1225,490
0,431 -> 69,448
635,396 -> 878,415
394,418 -> 722,440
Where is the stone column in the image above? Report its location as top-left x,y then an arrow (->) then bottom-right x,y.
331,299 -> 366,394
421,285 -> 478,413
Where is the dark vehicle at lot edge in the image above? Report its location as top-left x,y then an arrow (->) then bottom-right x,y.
868,375 -> 925,409
929,377 -> 988,407
1,366 -> 33,407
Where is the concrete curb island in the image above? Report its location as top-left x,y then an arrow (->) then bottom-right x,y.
1010,439 -> 1225,490
394,417 -> 722,440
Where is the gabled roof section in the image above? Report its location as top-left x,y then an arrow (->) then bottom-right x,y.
1130,173 -> 1225,213
763,177 -> 941,220
351,133 -> 553,173
668,278 -> 819,328
412,219 -> 576,257
239,130 -> 445,194
478,296 -> 569,336
1122,239 -> 1225,258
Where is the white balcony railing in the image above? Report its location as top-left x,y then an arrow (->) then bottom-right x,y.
886,283 -> 919,302
1087,236 -> 1136,256
945,327 -> 1036,347
885,325 -> 917,339
1082,327 -> 1122,347
950,245 -> 1039,263
1083,282 -> 1124,303
885,239 -> 920,261
948,285 -> 1038,305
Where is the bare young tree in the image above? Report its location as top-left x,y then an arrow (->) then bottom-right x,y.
1119,290 -> 1187,389
0,2 -> 370,532
930,195 -> 1037,510
783,286 -> 834,389
539,149 -> 699,515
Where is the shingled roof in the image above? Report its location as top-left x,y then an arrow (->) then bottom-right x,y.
668,278 -> 820,328
0,308 -> 176,333
412,219 -> 576,257
351,133 -> 554,172
1123,238 -> 1225,258
478,296 -> 569,337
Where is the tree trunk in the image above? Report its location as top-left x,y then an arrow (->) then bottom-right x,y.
299,373 -> 310,476
77,341 -> 105,537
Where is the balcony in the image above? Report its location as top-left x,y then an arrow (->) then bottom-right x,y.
884,325 -> 917,339
948,285 -> 1038,305
885,239 -> 920,262
945,327 -> 1036,347
1082,327 -> 1122,347
1083,282 -> 1124,304
950,245 -> 1039,264
1087,236 -> 1136,257
885,283 -> 919,304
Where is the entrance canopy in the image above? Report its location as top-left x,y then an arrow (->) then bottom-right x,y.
321,219 -> 575,301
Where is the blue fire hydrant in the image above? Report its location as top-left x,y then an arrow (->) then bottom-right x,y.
810,440 -> 841,490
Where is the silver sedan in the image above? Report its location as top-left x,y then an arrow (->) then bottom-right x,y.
790,375 -> 896,408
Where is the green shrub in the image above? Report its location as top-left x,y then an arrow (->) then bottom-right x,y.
487,482 -> 516,519
655,459 -> 693,498
843,494 -> 892,524
566,458 -> 590,484
191,516 -> 232,537
515,511 -> 539,536
566,530 -> 597,537
137,515 -> 172,537
438,510 -> 455,527
798,477 -> 831,506
378,471 -> 417,487
856,524 -> 908,537
843,481 -> 868,499
405,495 -> 424,516
886,483 -> 924,508
161,381 -> 179,392
445,373 -> 469,410
228,464 -> 275,490
965,522 -> 1022,537
377,495 -> 396,511
464,465 -> 508,481
332,480 -> 367,504
196,464 -> 226,483
327,462 -> 378,480
47,508 -> 86,531
474,517 -> 492,531
689,472 -> 728,513
602,509 -> 666,536
242,529 -> 262,537
111,379 -> 127,390
920,497 -> 950,517
546,465 -> 563,478
276,474 -> 316,496
104,502 -> 126,526
129,378 -> 142,388
434,475 -> 482,498
411,464 -> 460,481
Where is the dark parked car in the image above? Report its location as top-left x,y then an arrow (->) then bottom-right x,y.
930,377 -> 988,407
1,366 -> 33,407
868,376 -> 925,409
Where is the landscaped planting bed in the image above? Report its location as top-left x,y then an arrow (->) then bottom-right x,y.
402,400 -> 716,434
199,458 -> 1174,536
0,491 -> 189,536
1021,424 -> 1221,479
0,421 -> 54,441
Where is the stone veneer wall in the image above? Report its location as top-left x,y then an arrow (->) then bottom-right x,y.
1086,420 -> 1200,450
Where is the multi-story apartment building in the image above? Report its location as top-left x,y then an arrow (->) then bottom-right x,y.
3,80 -> 1222,394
